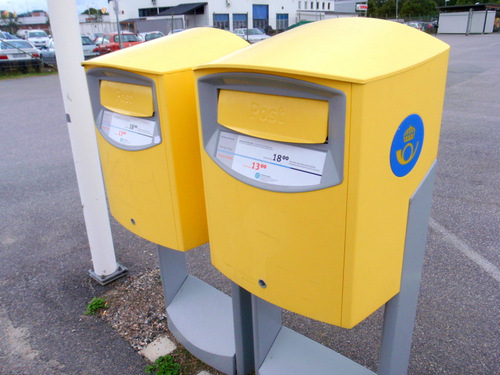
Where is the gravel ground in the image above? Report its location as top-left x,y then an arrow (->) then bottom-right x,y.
95,269 -> 225,375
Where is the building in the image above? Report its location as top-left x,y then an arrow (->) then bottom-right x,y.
79,14 -> 117,36
108,0 -> 367,35
6,10 -> 50,34
437,3 -> 500,34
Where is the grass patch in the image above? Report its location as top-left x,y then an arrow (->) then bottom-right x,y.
146,354 -> 182,375
0,67 -> 57,80
84,297 -> 107,316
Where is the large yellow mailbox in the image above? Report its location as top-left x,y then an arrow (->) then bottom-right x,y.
83,28 -> 248,251
195,18 -> 449,328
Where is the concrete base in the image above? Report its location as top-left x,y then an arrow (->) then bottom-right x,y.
88,263 -> 128,285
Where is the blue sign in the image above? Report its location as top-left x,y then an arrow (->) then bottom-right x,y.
390,114 -> 424,177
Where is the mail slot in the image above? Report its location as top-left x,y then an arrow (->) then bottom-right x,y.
218,90 -> 329,143
195,18 -> 449,328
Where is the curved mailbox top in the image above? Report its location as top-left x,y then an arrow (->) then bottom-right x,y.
82,27 -> 249,75
195,18 -> 450,84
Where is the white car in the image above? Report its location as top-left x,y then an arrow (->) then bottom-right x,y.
168,29 -> 185,35
233,28 -> 270,43
40,36 -> 99,66
138,31 -> 164,42
0,39 -> 42,72
26,30 -> 50,49
16,29 -> 29,39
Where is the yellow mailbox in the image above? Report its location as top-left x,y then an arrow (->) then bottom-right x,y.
83,28 -> 248,251
195,18 -> 449,328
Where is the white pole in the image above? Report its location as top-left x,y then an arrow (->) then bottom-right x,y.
46,0 -> 125,283
111,0 -> 123,49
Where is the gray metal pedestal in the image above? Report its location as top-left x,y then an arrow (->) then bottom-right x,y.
158,246 -> 254,375
252,163 -> 437,375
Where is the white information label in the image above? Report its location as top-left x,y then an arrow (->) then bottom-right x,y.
101,110 -> 157,147
216,131 -> 327,187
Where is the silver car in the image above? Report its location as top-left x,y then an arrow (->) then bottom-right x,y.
233,28 -> 270,43
40,36 -> 99,66
138,31 -> 164,42
0,39 -> 42,72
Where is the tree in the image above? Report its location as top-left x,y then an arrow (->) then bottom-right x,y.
1,11 -> 19,35
82,7 -> 109,16
367,0 -> 382,17
400,0 -> 438,18
81,7 -> 109,22
377,0 -> 401,18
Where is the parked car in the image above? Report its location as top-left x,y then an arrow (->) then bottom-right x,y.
96,32 -> 142,55
16,29 -> 29,39
94,35 -> 104,45
40,36 -> 99,66
168,29 -> 185,35
233,28 -> 270,43
81,35 -> 99,59
2,31 -> 17,39
0,39 -> 42,72
26,29 -> 50,49
39,39 -> 56,65
405,21 -> 425,30
138,31 -> 164,42
89,32 -> 104,42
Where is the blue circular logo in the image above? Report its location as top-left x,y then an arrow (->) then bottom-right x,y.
390,114 -> 424,177
255,173 -> 261,179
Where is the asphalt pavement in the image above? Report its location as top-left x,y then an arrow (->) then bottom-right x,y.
0,33 -> 499,375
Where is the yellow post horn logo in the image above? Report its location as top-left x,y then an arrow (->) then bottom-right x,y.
396,125 -> 419,165
390,115 -> 424,177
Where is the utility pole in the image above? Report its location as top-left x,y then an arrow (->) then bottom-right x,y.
46,0 -> 127,284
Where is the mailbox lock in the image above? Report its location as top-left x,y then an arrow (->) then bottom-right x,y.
258,279 -> 267,288
131,218 -> 136,225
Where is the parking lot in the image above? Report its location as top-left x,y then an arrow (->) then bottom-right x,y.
0,33 -> 499,374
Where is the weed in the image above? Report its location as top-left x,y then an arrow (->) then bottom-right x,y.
84,297 -> 106,315
145,355 -> 181,375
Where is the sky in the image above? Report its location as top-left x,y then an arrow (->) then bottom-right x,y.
0,0 -> 110,15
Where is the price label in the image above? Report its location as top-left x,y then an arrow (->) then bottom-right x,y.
216,131 -> 326,187
101,110 -> 157,147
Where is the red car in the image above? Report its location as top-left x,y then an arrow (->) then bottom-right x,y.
96,32 -> 142,55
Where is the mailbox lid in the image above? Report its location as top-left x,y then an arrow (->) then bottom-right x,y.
195,18 -> 450,84
218,89 -> 329,143
100,80 -> 154,117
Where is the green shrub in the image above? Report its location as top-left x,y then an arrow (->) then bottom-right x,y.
84,297 -> 106,315
145,355 -> 181,375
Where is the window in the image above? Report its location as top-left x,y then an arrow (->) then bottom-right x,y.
115,34 -> 140,42
138,8 -> 158,17
28,30 -> 47,37
276,14 -> 289,30
233,13 -> 248,30
252,4 -> 269,29
81,36 -> 94,45
298,1 -> 302,9
214,13 -> 229,30
1,40 -> 32,49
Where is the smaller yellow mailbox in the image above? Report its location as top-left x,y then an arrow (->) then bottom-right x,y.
195,18 -> 449,328
84,28 -> 248,251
